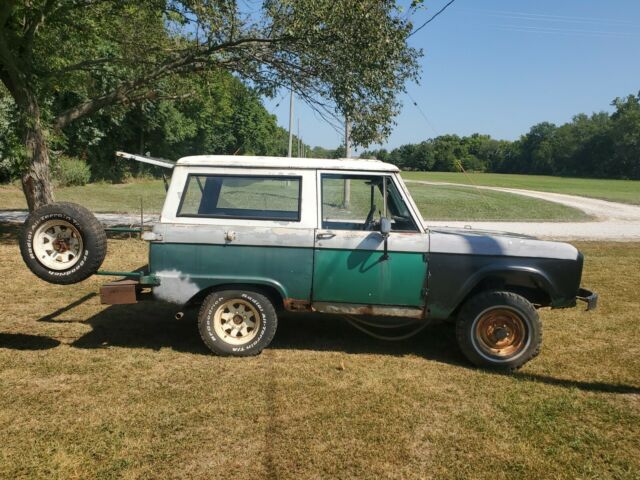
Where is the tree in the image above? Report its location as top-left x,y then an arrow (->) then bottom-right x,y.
609,92 -> 640,179
0,0 -> 419,210
56,70 -> 301,181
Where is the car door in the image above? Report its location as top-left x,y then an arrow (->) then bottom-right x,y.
312,171 -> 428,307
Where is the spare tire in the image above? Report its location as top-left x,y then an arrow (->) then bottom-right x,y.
20,202 -> 107,284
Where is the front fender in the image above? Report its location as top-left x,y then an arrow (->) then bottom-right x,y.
426,253 -> 569,319
456,264 -> 557,308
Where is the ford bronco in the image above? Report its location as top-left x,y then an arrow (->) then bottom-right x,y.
19,154 -> 597,370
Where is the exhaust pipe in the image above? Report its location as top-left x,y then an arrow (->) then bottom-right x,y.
174,311 -> 184,320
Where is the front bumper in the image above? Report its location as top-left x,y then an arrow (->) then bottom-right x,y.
577,287 -> 598,311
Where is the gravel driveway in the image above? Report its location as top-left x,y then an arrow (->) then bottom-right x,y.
2,183 -> 639,241
407,180 -> 640,241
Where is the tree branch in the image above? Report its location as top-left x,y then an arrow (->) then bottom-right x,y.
53,35 -> 295,129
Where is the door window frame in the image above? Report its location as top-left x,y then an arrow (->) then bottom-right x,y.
315,170 -> 425,233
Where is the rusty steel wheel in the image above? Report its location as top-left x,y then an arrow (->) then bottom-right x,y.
456,291 -> 542,371
473,307 -> 528,359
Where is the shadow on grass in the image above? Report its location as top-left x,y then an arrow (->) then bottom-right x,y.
29,294 -> 640,395
0,221 -> 20,245
274,311 -> 466,365
511,373 -> 640,395
70,302 -> 211,354
0,333 -> 60,350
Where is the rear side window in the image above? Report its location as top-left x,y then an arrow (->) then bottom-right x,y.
178,174 -> 301,221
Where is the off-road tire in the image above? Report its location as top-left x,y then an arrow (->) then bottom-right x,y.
20,202 -> 107,285
198,290 -> 278,356
456,290 -> 542,371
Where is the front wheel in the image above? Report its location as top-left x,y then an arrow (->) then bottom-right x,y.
456,291 -> 542,371
198,290 -> 278,356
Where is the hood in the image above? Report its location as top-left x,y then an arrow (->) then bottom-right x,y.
428,226 -> 538,240
428,227 -> 579,261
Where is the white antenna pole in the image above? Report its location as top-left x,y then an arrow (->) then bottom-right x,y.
297,118 -> 300,157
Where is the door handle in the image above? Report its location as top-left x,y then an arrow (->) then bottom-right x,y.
317,232 -> 336,240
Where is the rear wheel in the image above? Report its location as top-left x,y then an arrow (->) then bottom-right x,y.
198,290 -> 278,356
456,291 -> 542,371
20,202 -> 107,284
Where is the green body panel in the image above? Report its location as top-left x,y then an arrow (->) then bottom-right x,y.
312,249 -> 427,307
149,243 -> 314,300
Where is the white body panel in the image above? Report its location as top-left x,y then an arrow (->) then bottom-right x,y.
161,166 -> 317,229
175,155 -> 398,172
429,229 -> 579,260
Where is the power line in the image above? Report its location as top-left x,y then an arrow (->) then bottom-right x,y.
405,92 -> 494,208
268,92 -> 288,116
409,0 -> 456,37
406,91 -> 439,137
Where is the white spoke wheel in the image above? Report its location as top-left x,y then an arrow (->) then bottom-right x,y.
20,202 -> 107,285
198,290 -> 278,356
213,299 -> 261,346
32,219 -> 84,270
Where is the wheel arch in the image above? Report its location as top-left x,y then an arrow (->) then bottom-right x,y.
186,280 -> 287,310
451,266 -> 557,316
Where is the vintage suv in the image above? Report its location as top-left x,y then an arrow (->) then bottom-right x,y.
20,155 -> 597,370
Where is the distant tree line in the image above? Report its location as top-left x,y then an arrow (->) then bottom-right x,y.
361,92 -> 640,179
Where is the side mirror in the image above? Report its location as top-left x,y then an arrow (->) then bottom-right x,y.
380,217 -> 391,236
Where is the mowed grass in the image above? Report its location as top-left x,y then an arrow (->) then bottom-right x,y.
0,180 -> 167,213
406,184 -> 590,221
402,171 -> 640,205
0,224 -> 638,479
0,178 -> 590,221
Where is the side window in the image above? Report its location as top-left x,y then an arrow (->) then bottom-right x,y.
178,175 -> 301,221
321,174 -> 418,232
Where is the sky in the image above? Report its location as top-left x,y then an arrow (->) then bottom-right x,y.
262,0 -> 640,152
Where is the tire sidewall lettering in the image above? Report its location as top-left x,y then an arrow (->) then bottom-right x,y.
202,292 -> 273,353
28,212 -> 91,277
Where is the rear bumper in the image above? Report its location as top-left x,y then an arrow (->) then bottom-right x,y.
577,287 -> 598,311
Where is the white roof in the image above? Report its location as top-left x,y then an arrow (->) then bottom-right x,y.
175,155 -> 399,172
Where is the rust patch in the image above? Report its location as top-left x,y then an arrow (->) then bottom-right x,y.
312,302 -> 424,319
283,298 -> 312,312
100,279 -> 139,305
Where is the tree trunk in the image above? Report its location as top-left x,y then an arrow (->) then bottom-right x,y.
20,99 -> 54,211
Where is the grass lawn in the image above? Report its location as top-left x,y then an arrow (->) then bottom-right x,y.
0,224 -> 638,479
0,179 -> 590,221
402,171 -> 640,205
0,180 -> 167,214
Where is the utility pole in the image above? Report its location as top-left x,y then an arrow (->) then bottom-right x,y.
287,89 -> 294,158
345,116 -> 352,158
343,115 -> 351,208
297,118 -> 301,157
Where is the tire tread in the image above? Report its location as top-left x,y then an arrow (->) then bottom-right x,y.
456,290 -> 542,371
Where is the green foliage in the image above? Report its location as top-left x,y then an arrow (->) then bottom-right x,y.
1,0 -> 419,144
0,89 -> 26,182
3,70 -> 311,183
52,156 -> 91,187
363,92 -> 640,179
